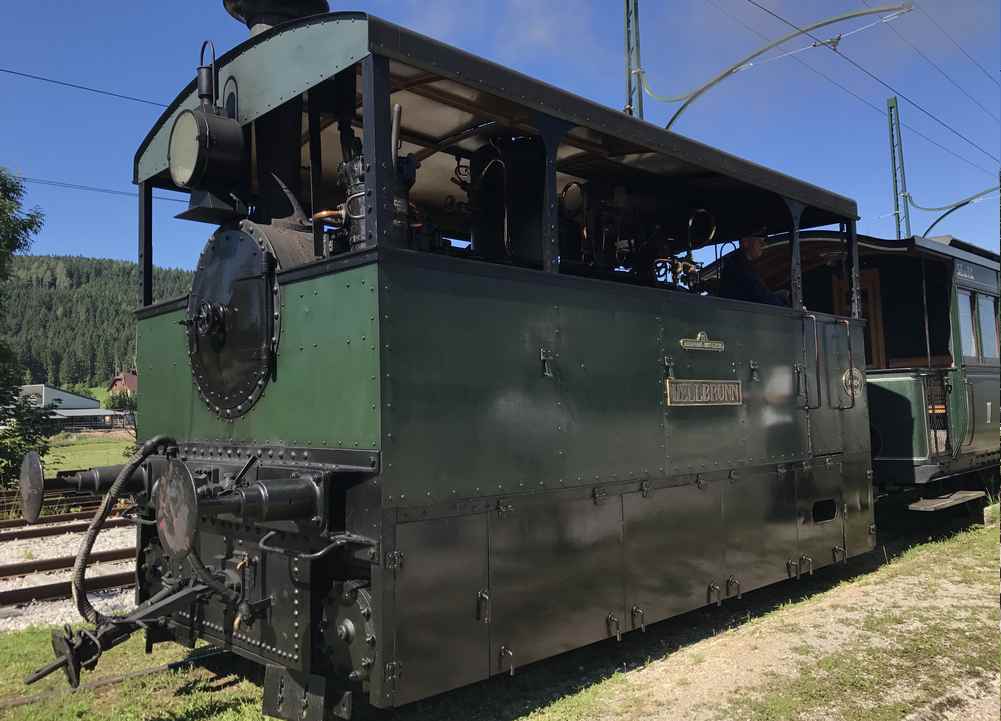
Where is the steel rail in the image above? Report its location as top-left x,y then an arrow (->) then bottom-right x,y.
0,547 -> 134,579
0,570 -> 134,606
0,509 -> 108,530
0,518 -> 130,543
0,489 -> 98,502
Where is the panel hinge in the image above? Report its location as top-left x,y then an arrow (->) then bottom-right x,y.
540,347 -> 555,378
592,486 -> 609,505
384,550 -> 404,570
383,661 -> 401,700
663,355 -> 676,379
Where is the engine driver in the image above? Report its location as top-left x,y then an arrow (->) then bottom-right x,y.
719,228 -> 790,307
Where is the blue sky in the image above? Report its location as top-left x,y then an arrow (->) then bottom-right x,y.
1,0 -> 998,270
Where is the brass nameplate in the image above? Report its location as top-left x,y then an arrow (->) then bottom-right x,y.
665,379 -> 743,407
679,331 -> 725,352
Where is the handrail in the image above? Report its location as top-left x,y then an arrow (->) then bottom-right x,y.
258,530 -> 376,562
837,320 -> 857,410
965,377 -> 976,447
803,314 -> 822,410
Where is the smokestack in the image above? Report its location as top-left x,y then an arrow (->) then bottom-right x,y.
224,0 -> 330,36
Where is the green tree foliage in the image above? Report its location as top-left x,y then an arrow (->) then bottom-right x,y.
0,168 -> 53,488
107,389 -> 137,412
3,255 -> 192,386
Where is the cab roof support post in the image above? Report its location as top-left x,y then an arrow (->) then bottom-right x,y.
848,219 -> 861,320
535,114 -> 571,273
308,90 -> 324,258
785,198 -> 805,311
362,53 -> 393,249
138,181 -> 153,307
920,256 -> 932,367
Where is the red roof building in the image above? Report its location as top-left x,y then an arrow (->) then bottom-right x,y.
108,371 -> 138,396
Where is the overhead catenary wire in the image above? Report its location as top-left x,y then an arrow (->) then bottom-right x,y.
703,0 -> 997,179
904,184 -> 1001,212
637,5 -> 909,103
0,67 -> 168,108
19,176 -> 187,204
664,3 -> 914,129
744,0 -> 1001,166
861,0 -> 1000,124
915,1 -> 1000,89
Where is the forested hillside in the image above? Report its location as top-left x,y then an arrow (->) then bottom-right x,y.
2,255 -> 192,388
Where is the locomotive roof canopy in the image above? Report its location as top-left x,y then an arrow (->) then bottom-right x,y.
135,11 -> 858,241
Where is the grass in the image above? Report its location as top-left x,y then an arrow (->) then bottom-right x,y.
0,525 -> 995,720
43,431 -> 132,475
715,526 -> 999,721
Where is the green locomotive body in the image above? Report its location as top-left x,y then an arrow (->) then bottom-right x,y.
22,6 -> 881,719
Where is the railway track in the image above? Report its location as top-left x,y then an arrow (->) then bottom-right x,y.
0,570 -> 136,606
0,517 -> 131,542
0,509 -> 105,530
0,508 -> 137,607
0,547 -> 135,580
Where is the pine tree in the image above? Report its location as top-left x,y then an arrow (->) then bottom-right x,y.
0,167 -> 53,489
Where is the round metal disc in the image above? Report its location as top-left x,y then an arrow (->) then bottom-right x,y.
187,223 -> 277,420
19,452 -> 44,525
156,460 -> 198,559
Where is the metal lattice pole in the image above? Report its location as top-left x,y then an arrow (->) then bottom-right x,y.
887,96 -> 912,238
624,0 -> 643,119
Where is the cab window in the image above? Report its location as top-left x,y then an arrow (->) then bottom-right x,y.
957,289 -> 978,359
977,294 -> 999,361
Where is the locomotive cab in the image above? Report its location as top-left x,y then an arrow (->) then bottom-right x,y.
21,5 -> 878,719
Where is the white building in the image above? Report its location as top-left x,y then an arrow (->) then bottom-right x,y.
19,384 -> 100,410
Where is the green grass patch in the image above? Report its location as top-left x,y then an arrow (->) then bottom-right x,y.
43,432 -> 131,475
0,631 -> 263,721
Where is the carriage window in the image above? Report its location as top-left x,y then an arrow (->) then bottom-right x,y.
977,295 -> 999,360
957,289 -> 978,359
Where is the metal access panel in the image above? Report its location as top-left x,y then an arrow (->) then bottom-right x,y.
661,297 -> 808,475
623,480 -> 723,628
394,514 -> 490,705
842,452 -> 876,558
804,316 -> 868,457
488,494 -> 624,675
722,467 -> 798,592
795,458 -> 845,571
557,294 -> 663,485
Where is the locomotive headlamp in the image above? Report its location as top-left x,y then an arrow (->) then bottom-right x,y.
167,108 -> 245,190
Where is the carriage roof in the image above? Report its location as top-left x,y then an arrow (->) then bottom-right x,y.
134,11 -> 857,240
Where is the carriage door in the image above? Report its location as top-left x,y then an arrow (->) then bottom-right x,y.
803,314 -> 858,455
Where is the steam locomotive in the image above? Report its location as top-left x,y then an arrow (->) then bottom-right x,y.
19,2 -> 990,719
